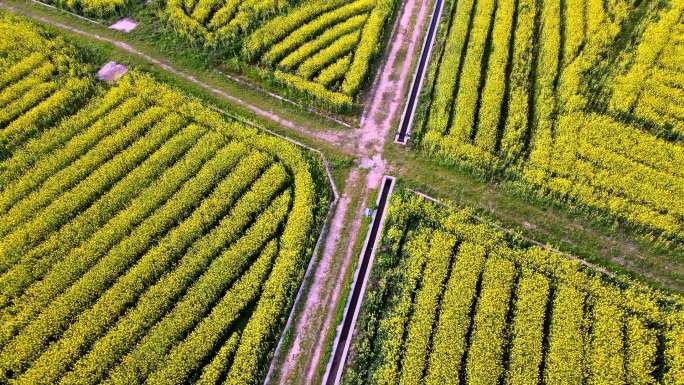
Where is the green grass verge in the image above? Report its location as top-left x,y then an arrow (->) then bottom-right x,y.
385,144 -> 684,293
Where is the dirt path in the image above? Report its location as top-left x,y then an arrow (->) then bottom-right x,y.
274,0 -> 435,384
273,169 -> 365,385
0,1 -> 352,147
300,177 -> 368,385
358,0 -> 433,188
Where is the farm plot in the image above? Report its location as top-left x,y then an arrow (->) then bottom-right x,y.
344,192 -> 684,385
241,0 -> 397,111
30,0 -> 399,112
0,14 -> 327,385
413,0 -> 684,240
163,0 -> 398,111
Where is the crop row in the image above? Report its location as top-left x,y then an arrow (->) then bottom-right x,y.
164,0 -> 290,46
0,77 -> 92,158
0,77 -> 135,187
448,0 -> 496,143
505,269 -> 549,385
0,94 -> 153,217
25,0 -> 394,114
464,256 -> 515,385
0,106 -> 177,270
497,0 -> 536,162
0,143 -> 270,379
399,231 -> 456,385
258,0 -> 374,65
282,17 -> 366,75
423,0 -> 475,139
374,229 -> 431,385
423,242 -> 486,385
609,2 -> 683,115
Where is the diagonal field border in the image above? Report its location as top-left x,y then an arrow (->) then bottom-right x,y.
406,188 -> 616,277
403,188 -> 684,307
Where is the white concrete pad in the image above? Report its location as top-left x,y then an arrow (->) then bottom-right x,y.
109,18 -> 138,32
96,61 -> 128,82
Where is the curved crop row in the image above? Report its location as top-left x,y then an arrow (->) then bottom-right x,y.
0,17 -> 326,385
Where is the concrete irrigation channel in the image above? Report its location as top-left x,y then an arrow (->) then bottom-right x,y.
321,176 -> 396,385
395,0 -> 445,144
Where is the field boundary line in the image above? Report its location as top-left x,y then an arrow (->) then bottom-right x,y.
27,0 -> 103,25
322,175 -> 396,385
405,188 -> 616,277
216,70 -> 357,130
